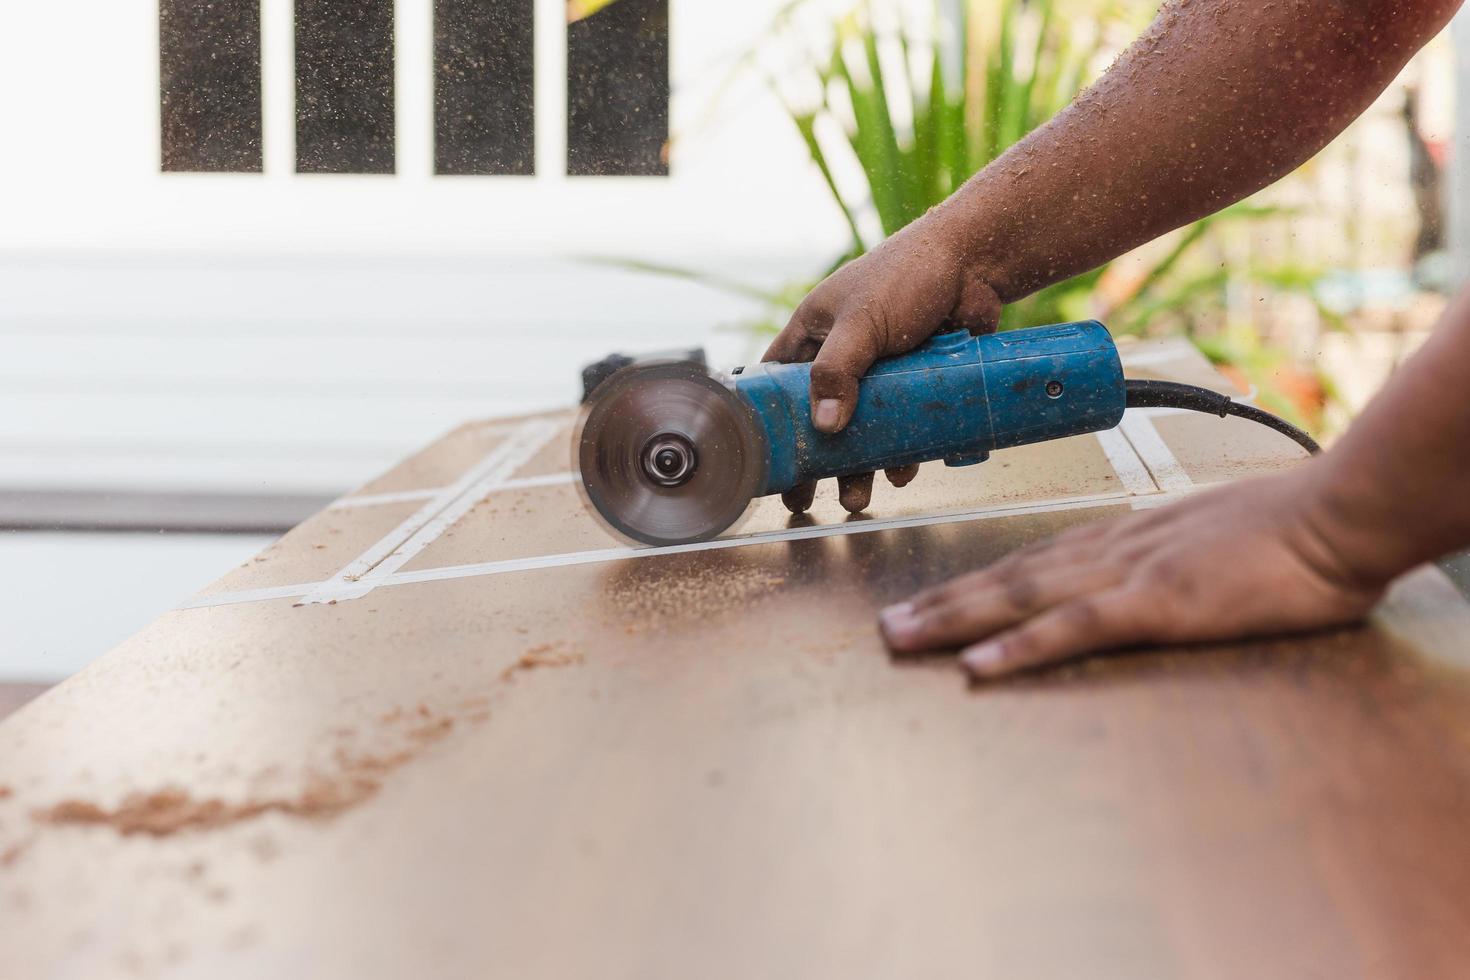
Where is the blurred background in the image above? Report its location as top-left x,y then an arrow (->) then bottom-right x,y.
2,0 -> 1467,693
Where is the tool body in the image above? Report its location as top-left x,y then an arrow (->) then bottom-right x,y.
578,320 -> 1126,545
740,320 -> 1124,493
576,319 -> 1315,545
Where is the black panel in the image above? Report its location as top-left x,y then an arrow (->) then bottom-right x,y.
160,0 -> 262,172
567,0 -> 668,176
296,0 -> 396,173
435,0 -> 535,175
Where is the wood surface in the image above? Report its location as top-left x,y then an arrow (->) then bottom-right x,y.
3,340 -> 1468,979
0,684 -> 49,723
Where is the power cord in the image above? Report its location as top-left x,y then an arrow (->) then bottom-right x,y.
1123,379 -> 1321,455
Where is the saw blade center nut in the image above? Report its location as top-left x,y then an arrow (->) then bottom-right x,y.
642,433 -> 699,487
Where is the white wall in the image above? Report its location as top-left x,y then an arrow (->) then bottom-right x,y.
0,0 -> 851,497
0,0 -> 863,684
0,0 -> 844,259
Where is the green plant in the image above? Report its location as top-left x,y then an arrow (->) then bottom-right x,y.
608,0 -> 1339,426
773,0 -> 1329,333
785,0 -> 1113,277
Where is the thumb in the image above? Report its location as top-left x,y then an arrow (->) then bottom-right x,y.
808,315 -> 882,433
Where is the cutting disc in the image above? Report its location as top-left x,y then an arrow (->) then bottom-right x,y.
574,361 -> 769,546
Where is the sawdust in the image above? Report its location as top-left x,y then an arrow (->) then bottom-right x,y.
33,774 -> 382,837
501,644 -> 584,681
605,558 -> 788,626
332,745 -> 413,776
27,646 -> 583,839
1,840 -> 27,867
406,717 -> 455,742
30,706 -> 459,838
799,626 -> 874,661
248,833 -> 281,862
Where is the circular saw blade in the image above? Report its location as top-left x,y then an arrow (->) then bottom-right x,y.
574,360 -> 768,546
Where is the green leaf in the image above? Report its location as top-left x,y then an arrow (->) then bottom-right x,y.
862,25 -> 925,224
833,39 -> 907,235
902,21 -> 944,208
790,108 -> 868,251
980,0 -> 1018,164
1000,0 -> 1052,151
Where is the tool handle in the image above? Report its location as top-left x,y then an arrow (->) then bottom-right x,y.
736,320 -> 1126,495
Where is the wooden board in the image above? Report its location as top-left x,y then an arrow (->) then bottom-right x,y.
4,339 -> 1470,979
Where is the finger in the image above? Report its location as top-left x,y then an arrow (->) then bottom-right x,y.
762,327 -> 819,365
906,522 -> 1115,613
959,588 -> 1156,680
808,314 -> 883,433
763,331 -> 819,365
781,481 -> 817,514
880,564 -> 1121,654
884,464 -> 920,488
837,472 -> 875,513
762,302 -> 828,364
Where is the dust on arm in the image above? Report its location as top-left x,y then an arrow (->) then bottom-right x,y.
943,0 -> 1462,300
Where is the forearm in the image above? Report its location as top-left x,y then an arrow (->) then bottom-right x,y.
927,0 -> 1458,301
1302,288 -> 1470,586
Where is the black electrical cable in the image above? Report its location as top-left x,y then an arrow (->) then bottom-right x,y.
1123,379 -> 1321,455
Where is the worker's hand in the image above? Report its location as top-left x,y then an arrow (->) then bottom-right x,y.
879,469 -> 1387,680
762,224 -> 1003,514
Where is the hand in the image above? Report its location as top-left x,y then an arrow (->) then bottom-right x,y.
762,223 -> 1003,514
878,469 -> 1387,680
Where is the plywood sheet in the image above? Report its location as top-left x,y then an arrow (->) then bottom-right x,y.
198,501 -> 428,595
3,340 -> 1468,980
400,431 -> 1129,572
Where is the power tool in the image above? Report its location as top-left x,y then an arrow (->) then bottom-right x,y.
574,320 -> 1317,546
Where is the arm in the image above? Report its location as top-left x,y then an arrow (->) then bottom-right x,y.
880,287 -> 1470,679
937,0 -> 1458,305
1307,288 -> 1470,586
767,0 -> 1459,511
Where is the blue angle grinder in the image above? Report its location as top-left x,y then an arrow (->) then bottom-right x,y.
575,320 -> 1317,546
